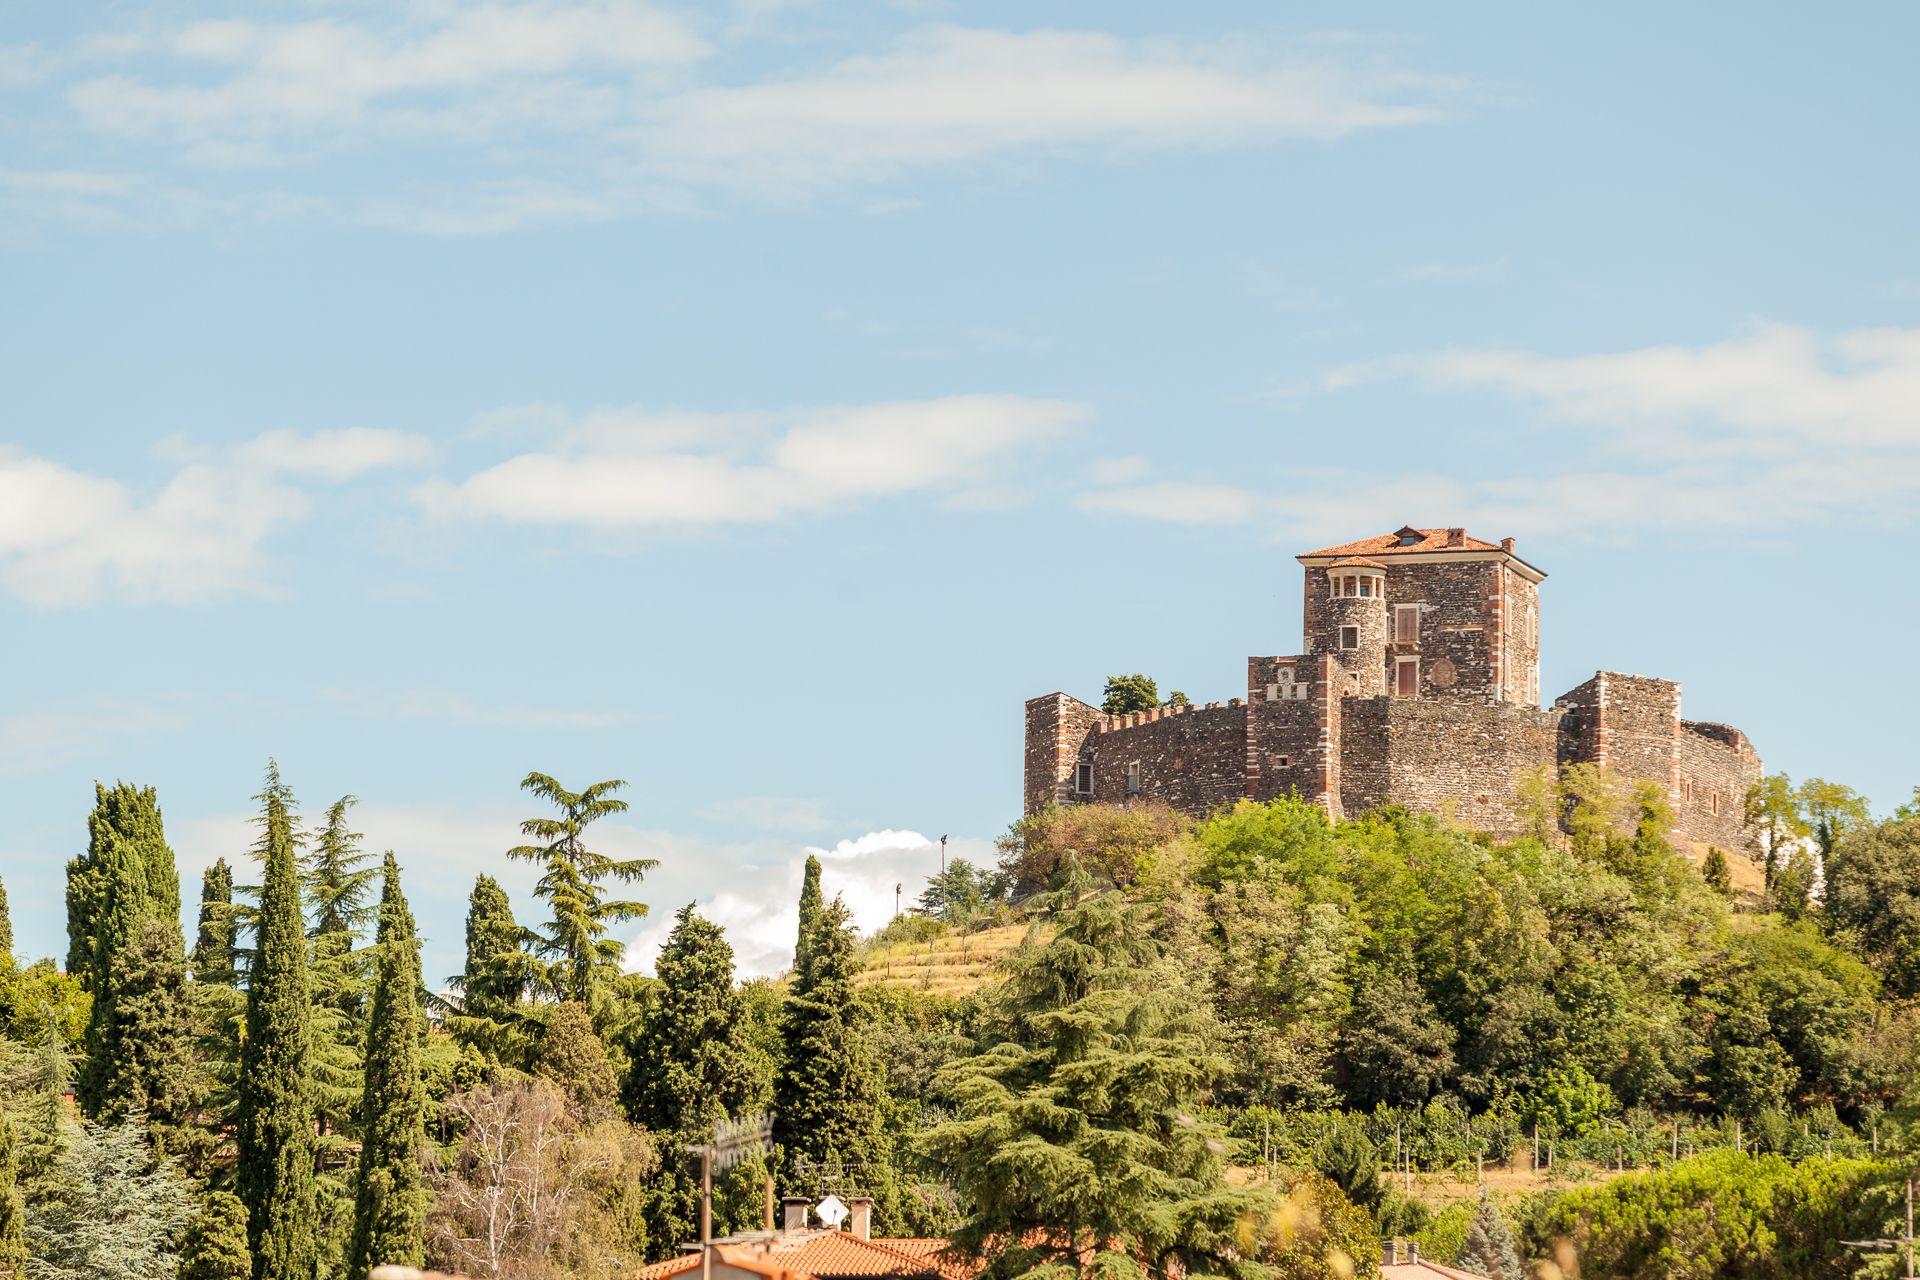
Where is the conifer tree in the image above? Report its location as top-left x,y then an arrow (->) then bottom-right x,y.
304,798 -> 376,1142
1703,846 -> 1733,895
1454,1192 -> 1524,1280
26,1113 -> 196,1280
234,762 -> 317,1280
67,782 -> 181,987
0,876 -> 12,964
348,854 -> 427,1278
447,875 -> 534,1066
181,1192 -> 252,1280
77,783 -> 188,1120
193,858 -> 237,984
774,895 -> 890,1198
89,915 -> 206,1169
794,855 -> 822,976
507,773 -> 657,1004
534,1001 -> 619,1124
0,1101 -> 25,1278
625,905 -> 761,1254
924,881 -> 1270,1280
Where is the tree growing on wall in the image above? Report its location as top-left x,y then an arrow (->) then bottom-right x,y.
234,762 -> 316,1280
508,773 -> 657,1004
1100,673 -> 1161,715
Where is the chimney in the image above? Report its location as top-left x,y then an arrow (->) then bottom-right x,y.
782,1196 -> 810,1232
1382,1239 -> 1410,1265
848,1196 -> 874,1241
1410,1242 -> 1420,1263
1446,527 -> 1465,547
1501,536 -> 1516,553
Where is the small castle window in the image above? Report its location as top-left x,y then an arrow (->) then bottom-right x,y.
1125,761 -> 1142,795
1394,657 -> 1419,697
1394,605 -> 1420,644
1708,790 -> 1722,817
1075,762 -> 1093,795
1338,625 -> 1359,649
1277,755 -> 1292,768
1276,667 -> 1294,685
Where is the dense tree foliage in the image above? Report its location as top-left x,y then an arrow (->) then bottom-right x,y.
0,877 -> 11,962
26,1113 -> 196,1280
180,1191 -> 252,1280
1100,673 -> 1162,715
192,858 -> 237,985
0,1099 -> 24,1278
348,854 -> 428,1277
234,762 -> 317,1280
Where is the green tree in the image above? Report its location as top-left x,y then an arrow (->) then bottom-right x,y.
1769,846 -> 1817,921
348,853 -> 427,1278
533,1001 -> 620,1125
192,859 -> 237,985
508,773 -> 657,1004
1100,672 -> 1161,716
0,1100 -> 25,1278
234,762 -> 316,1280
75,783 -> 186,1120
1744,773 -> 1810,888
924,882 -> 1271,1280
1339,974 -> 1455,1110
303,796 -> 378,940
88,915 -> 207,1170
774,895 -> 890,1201
1824,814 -> 1920,994
453,874 -> 527,1027
26,1113 -> 196,1280
1315,1116 -> 1382,1216
794,854 -> 823,976
914,859 -> 998,925
1701,847 -> 1732,895
0,877 -> 12,964
1454,1193 -> 1522,1280
624,905 -> 763,1257
1796,777 -> 1871,862
180,1192 -> 252,1280
66,782 -> 182,988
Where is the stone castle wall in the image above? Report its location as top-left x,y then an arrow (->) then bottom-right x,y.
1341,697 -> 1563,836
1074,701 -> 1248,814
1674,720 -> 1762,849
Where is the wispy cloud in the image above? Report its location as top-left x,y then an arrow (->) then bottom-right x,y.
1084,323 -> 1920,539
0,428 -> 431,607
0,704 -> 184,774
417,395 -> 1088,527
320,687 -> 637,729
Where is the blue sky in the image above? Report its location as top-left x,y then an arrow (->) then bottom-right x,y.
3,1 -> 1918,983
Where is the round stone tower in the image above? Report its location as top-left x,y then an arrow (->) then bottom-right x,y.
1324,557 -> 1387,697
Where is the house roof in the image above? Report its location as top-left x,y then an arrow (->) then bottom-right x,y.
1301,527 -> 1505,558
1381,1260 -> 1487,1280
639,1232 -> 952,1280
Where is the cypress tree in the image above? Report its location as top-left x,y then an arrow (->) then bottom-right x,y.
0,1101 -> 25,1279
1455,1192 -> 1524,1280
625,905 -> 761,1256
0,876 -> 12,964
1702,846 -> 1733,895
773,895 -> 889,1196
453,874 -> 527,1030
67,782 -> 181,988
234,762 -> 316,1280
793,855 -> 822,975
347,854 -> 427,1277
77,783 -> 187,1119
193,859 -> 237,984
508,773 -> 657,1004
90,916 -> 205,1170
181,1192 -> 252,1280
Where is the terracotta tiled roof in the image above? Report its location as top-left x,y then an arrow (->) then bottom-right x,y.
1381,1261 -> 1486,1280
1301,528 -> 1504,558
866,1239 -> 973,1280
635,1254 -> 705,1280
647,1231 -> 953,1280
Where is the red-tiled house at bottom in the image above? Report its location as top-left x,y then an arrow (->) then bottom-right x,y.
635,1227 -> 971,1280
1378,1238 -> 1484,1279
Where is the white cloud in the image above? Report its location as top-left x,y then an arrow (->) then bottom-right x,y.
1086,454 -> 1152,485
320,687 -> 636,728
1088,323 -> 1920,540
623,827 -> 995,979
0,704 -> 183,774
0,428 -> 430,607
644,26 -> 1451,192
417,395 -> 1088,527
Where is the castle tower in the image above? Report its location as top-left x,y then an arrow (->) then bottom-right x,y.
1319,557 -> 1387,697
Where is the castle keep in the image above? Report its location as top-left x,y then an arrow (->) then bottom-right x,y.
1024,526 -> 1761,849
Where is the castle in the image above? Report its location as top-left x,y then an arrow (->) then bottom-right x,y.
1023,526 -> 1761,850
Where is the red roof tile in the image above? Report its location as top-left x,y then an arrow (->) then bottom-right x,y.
1301,528 -> 1504,558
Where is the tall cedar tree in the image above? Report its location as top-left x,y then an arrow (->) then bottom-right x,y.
193,859 -> 237,984
774,895 -> 890,1198
0,1101 -> 24,1278
66,782 -> 182,986
625,905 -> 761,1255
794,855 -> 823,976
924,881 -> 1271,1280
181,1192 -> 252,1280
76,782 -> 186,1119
304,797 -> 375,1142
507,773 -> 657,1004
348,854 -> 428,1276
234,762 -> 317,1280
448,874 -> 532,1063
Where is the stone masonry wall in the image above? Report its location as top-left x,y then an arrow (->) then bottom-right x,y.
1084,702 -> 1248,816
1379,562 -> 1499,704
1674,721 -> 1762,850
1245,654 -> 1340,814
1023,693 -> 1103,813
1339,697 -> 1561,836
